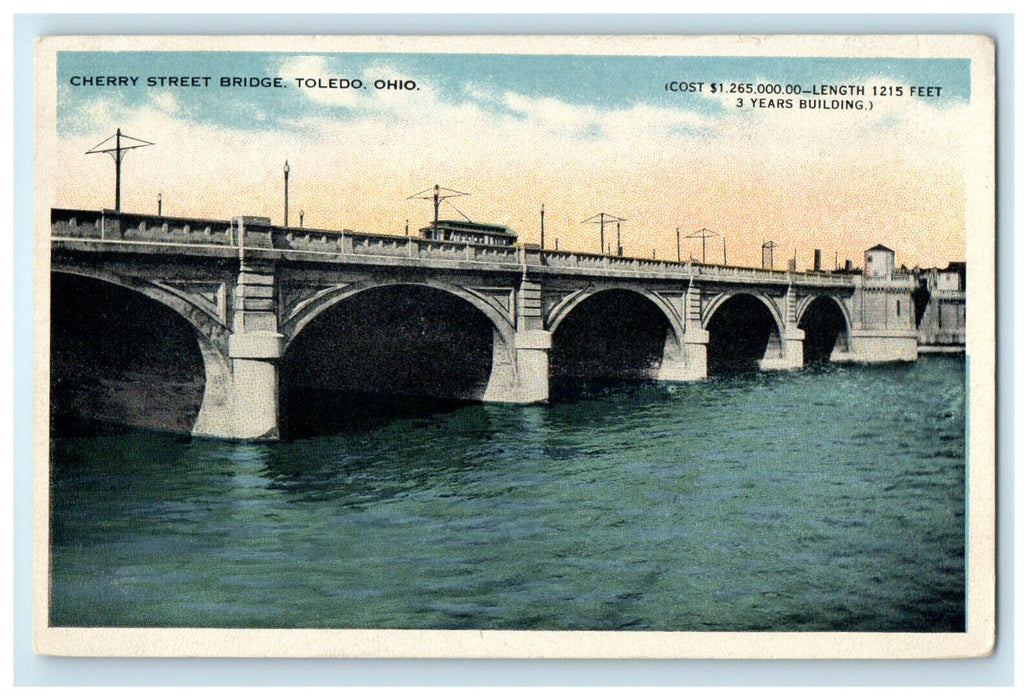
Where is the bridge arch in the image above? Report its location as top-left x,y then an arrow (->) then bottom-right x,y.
282,279 -> 515,349
797,293 -> 852,332
278,281 -> 517,436
547,286 -> 685,385
702,292 -> 785,373
49,270 -> 233,437
700,291 -> 785,336
50,264 -> 230,350
797,294 -> 852,364
545,284 -> 684,340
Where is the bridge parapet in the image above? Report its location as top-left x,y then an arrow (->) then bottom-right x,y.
692,263 -> 858,288
53,208 -> 238,246
53,208 -> 691,280
53,208 -> 529,268
537,249 -> 689,276
534,247 -> 695,277
858,274 -> 918,291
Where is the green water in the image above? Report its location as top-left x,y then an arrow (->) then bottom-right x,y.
49,357 -> 966,631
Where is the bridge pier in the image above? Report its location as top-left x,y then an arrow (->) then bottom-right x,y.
483,275 -> 552,403
483,331 -> 552,404
190,339 -> 235,439
848,329 -> 919,363
228,332 -> 283,440
513,330 -> 552,402
224,258 -> 283,440
658,327 -> 709,381
783,327 -> 805,369
758,327 -> 804,371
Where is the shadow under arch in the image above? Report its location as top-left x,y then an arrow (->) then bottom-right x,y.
703,292 -> 783,374
282,279 -> 515,350
279,283 -> 509,438
798,294 -> 851,365
50,271 -> 229,436
548,287 -> 681,393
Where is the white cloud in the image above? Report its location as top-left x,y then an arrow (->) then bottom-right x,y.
150,91 -> 179,115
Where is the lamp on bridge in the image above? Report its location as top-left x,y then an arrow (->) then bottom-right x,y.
283,161 -> 290,227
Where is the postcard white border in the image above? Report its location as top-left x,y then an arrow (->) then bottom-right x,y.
31,32 -> 997,660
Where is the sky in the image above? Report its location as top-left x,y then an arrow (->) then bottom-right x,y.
52,49 -> 972,269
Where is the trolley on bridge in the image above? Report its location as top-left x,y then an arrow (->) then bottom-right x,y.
419,220 -> 519,247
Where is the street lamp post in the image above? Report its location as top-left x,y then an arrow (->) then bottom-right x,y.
540,204 -> 545,249
283,161 -> 290,227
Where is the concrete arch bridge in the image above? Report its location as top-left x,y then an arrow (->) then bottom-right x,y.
50,208 -> 919,440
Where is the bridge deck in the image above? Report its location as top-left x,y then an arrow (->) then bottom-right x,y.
52,207 -> 877,288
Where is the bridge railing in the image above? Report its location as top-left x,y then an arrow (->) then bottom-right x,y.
928,289 -> 966,301
692,263 -> 859,286
51,208 -> 527,266
860,274 -> 918,290
535,248 -> 690,274
52,208 -> 240,246
51,209 -> 921,289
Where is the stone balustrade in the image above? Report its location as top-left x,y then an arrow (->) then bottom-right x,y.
52,208 -> 918,291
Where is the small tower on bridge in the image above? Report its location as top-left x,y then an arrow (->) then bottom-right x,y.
864,244 -> 896,278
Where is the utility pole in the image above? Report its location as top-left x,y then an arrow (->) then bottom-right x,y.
86,128 -> 154,212
616,221 -> 622,256
676,227 -> 681,262
580,212 -> 626,255
762,240 -> 777,270
688,228 -> 719,264
407,184 -> 469,234
283,161 -> 290,227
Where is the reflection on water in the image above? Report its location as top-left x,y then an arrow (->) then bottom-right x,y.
50,357 -> 966,631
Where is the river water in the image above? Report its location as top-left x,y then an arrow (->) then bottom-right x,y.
49,356 -> 966,632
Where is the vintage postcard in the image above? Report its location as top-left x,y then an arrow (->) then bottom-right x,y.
33,34 -> 995,658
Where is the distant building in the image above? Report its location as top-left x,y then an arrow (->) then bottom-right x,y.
915,262 -> 966,352
864,244 -> 895,278
420,220 -> 518,247
933,261 -> 967,291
